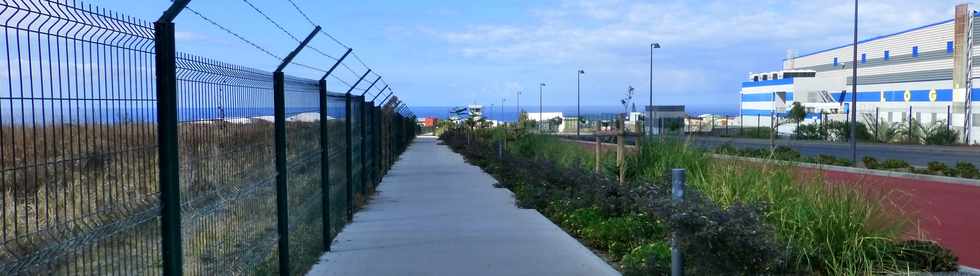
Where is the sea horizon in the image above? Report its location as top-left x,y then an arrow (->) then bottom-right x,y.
412,105 -> 739,122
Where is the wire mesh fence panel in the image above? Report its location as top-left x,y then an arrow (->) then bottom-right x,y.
361,101 -> 374,191
0,0 -> 161,274
1,1 -> 418,274
282,76 -> 322,275
350,96 -> 362,204
325,93 -> 347,238
175,53 -> 279,275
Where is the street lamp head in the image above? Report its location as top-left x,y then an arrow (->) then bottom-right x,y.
540,83 -> 546,87
578,69 -> 585,74
652,43 -> 661,49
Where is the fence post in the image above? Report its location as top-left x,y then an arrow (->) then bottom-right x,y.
271,26 -> 320,276
361,99 -> 368,195
345,93 -> 354,221
344,70 -> 371,221
272,72 -> 291,275
671,169 -> 686,276
318,79 -> 332,251
317,48 -> 349,252
154,1 -> 190,274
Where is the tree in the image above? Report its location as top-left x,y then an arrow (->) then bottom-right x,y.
769,102 -> 806,154
787,102 -> 806,123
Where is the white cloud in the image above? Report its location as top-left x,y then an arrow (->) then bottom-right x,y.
440,0 -> 959,65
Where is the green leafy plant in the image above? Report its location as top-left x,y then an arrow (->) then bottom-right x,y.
955,162 -> 979,179
923,121 -> 959,145
894,240 -> 959,272
621,242 -> 670,276
879,159 -> 912,170
863,156 -> 880,169
926,161 -> 952,176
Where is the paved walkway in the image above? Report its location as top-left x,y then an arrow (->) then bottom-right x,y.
306,136 -> 618,276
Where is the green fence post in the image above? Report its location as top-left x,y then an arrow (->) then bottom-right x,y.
344,70 -> 371,221
154,1 -> 191,275
272,71 -> 291,276
318,79 -> 332,251
345,92 -> 354,221
272,26 -> 320,276
360,99 -> 368,195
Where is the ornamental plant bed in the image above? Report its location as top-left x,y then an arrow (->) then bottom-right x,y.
441,127 -> 959,275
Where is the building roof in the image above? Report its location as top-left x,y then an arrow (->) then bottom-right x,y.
788,18 -> 955,60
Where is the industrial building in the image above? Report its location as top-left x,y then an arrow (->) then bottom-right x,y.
740,3 -> 980,144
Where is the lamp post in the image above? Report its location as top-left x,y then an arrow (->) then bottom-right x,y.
578,69 -> 585,137
517,91 -> 522,114
502,98 -> 507,126
849,0 -> 858,163
650,43 -> 661,137
539,83 -> 547,132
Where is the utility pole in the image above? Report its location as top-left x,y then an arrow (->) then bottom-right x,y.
849,0 -> 859,163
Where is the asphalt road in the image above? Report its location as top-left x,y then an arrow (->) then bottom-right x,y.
564,134 -> 980,167
688,136 -> 980,167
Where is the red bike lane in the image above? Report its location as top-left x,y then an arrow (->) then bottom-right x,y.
816,170 -> 980,268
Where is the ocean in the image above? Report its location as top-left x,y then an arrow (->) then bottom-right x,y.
412,106 -> 739,122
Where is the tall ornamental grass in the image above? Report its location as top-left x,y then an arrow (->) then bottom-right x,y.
511,134 -> 920,274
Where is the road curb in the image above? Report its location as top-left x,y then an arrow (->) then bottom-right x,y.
711,154 -> 980,188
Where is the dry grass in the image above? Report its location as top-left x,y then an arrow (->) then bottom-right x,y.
1,119 -> 353,274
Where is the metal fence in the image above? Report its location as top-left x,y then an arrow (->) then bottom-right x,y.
0,0 -> 417,275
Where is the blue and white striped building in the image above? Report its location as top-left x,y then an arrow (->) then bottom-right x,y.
740,3 -> 980,144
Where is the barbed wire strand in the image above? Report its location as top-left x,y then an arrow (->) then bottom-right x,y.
239,0 -> 338,61
285,0 -> 317,27
185,6 -> 282,61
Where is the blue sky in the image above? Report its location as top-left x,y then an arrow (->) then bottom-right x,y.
101,0 -> 964,113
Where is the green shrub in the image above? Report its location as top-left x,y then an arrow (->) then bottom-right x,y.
926,161 -> 951,176
880,159 -> 911,170
621,242 -> 670,276
812,154 -> 853,166
955,162 -> 979,179
863,156 -> 880,169
794,124 -> 825,140
924,124 -> 959,145
772,146 -> 801,161
894,240 -> 959,272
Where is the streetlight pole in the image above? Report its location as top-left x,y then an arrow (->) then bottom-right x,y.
502,98 -> 507,125
849,0 -> 858,163
540,83 -> 546,132
517,91 -> 522,114
650,43 -> 661,137
578,69 -> 585,138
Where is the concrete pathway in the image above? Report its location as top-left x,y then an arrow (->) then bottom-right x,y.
306,136 -> 619,276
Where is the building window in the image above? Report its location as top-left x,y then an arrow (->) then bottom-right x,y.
913,46 -> 919,57
753,76 -> 759,82
861,53 -> 866,64
762,75 -> 768,81
773,73 -> 778,80
833,57 -> 838,66
948,41 -> 954,53
884,50 -> 890,60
